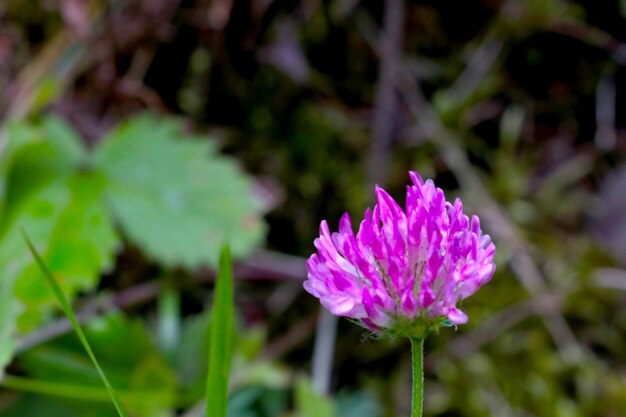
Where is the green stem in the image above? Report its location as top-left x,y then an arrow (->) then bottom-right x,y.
410,337 -> 424,417
158,281 -> 181,361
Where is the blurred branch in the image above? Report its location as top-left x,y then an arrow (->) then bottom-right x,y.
1,31 -> 73,120
265,281 -> 304,316
0,0 -> 105,122
17,282 -> 159,352
405,66 -> 588,367
242,249 -> 307,280
355,10 -> 588,365
330,0 -> 404,397
499,2 -> 626,65
17,249 -> 307,351
479,380 -> 530,417
368,0 -> 404,186
262,311 -> 318,361
595,268 -> 626,291
548,20 -> 626,65
444,35 -> 504,105
302,0 -> 407,400
594,69 -> 617,151
446,293 -> 564,359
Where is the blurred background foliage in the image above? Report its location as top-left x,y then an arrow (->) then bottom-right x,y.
1,0 -> 626,416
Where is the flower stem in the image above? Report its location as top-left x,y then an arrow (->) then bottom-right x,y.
410,337 -> 424,417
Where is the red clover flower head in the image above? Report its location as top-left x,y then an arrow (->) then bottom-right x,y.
304,171 -> 496,337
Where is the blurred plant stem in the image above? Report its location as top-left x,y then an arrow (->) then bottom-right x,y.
158,281 -> 181,361
311,309 -> 337,395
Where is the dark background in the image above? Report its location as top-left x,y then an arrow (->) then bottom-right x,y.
2,1 -> 626,416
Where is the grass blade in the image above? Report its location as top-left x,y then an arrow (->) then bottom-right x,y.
22,230 -> 128,417
1,374 -> 176,407
205,245 -> 234,417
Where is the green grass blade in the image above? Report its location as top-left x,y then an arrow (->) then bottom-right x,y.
205,245 -> 234,417
1,374 -> 176,407
22,230 -> 129,417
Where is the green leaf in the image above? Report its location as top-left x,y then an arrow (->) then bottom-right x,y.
175,307 -> 289,409
10,174 -> 119,330
0,116 -> 85,229
0,172 -> 118,376
226,386 -> 288,417
0,117 -> 88,379
92,113 -> 265,268
0,393 -> 120,417
336,391 -> 382,417
206,245 -> 234,417
0,290 -> 20,381
22,232 -> 128,417
17,313 -> 177,416
176,309 -> 213,393
292,377 -> 336,417
0,123 -> 31,219
29,76 -> 63,115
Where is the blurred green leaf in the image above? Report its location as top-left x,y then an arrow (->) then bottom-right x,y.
0,122 -> 33,219
0,118 -> 97,376
0,291 -> 20,380
18,313 -> 177,416
30,77 -> 62,116
0,172 -> 118,375
11,174 -> 119,329
291,377 -> 336,417
0,116 -> 86,228
0,113 -> 266,379
336,391 -> 382,417
176,309 -> 213,394
236,326 -> 266,361
175,301 -> 287,408
226,386 -> 288,417
92,114 -> 265,268
0,393 -> 120,417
